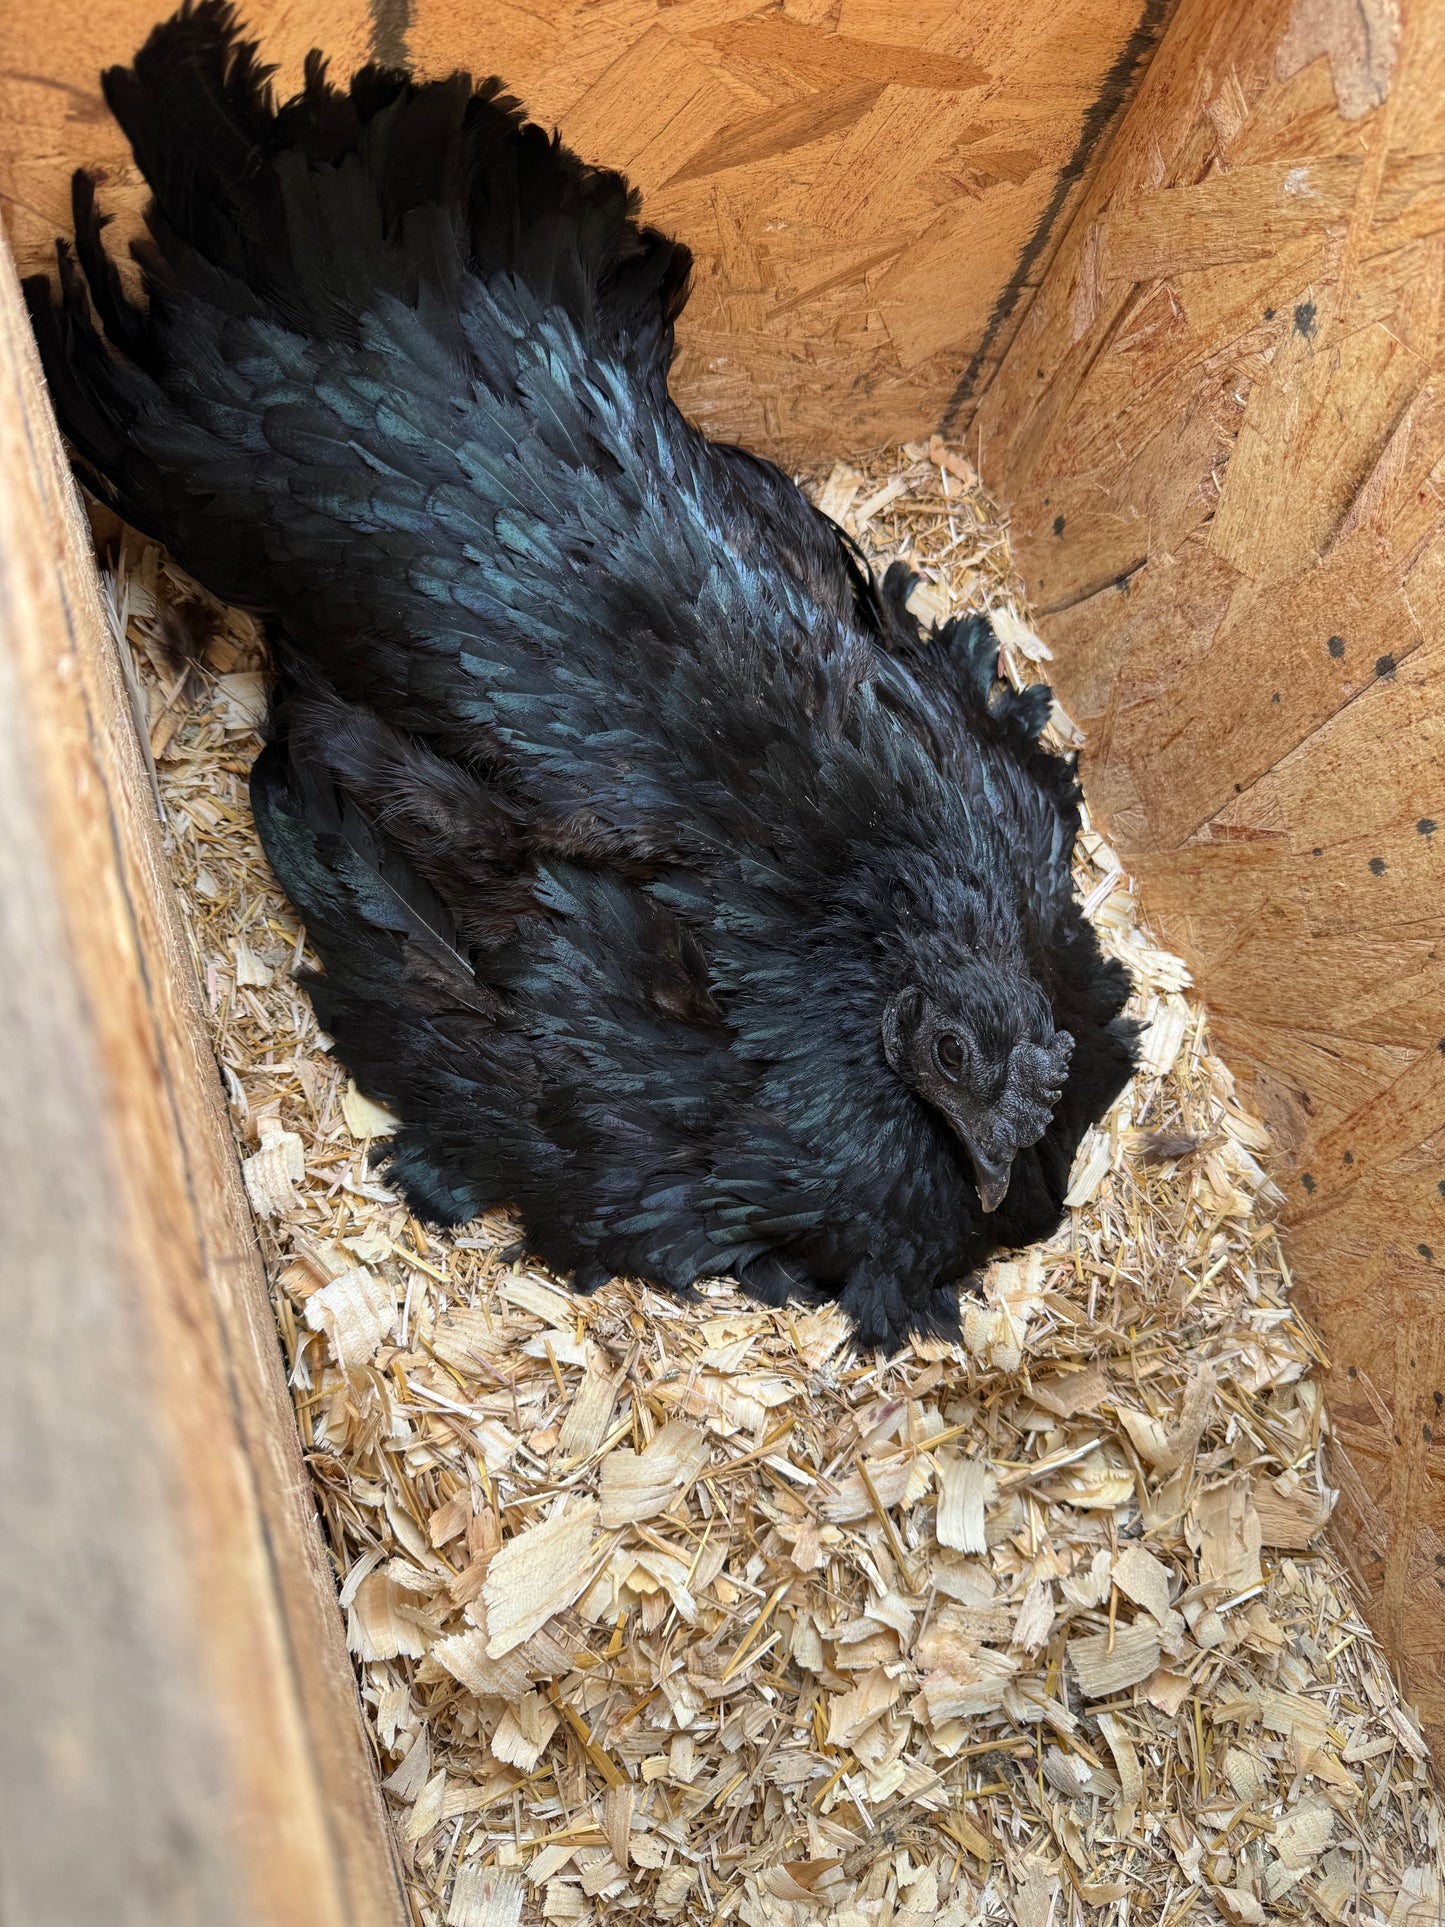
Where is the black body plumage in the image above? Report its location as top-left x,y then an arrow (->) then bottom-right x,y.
25,2 -> 1137,1349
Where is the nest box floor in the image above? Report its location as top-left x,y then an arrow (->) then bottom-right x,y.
102,443 -> 1445,1927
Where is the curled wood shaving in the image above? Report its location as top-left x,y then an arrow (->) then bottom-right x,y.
242,1117 -> 304,1218
598,1421 -> 709,1529
305,1264 -> 394,1369
482,1504 -> 603,1657
341,1080 -> 403,1139
934,1453 -> 992,1553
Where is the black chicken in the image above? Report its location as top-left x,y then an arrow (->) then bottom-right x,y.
25,2 -> 1136,1349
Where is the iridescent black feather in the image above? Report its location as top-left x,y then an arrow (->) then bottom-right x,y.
25,2 -> 1136,1349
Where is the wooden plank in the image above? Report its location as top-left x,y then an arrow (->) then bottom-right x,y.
0,234 -> 405,1922
0,0 -> 1175,464
975,0 -> 1445,1744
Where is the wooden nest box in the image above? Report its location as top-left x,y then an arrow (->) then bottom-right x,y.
0,0 -> 1439,1917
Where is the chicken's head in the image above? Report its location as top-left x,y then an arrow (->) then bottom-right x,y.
882,975 -> 1073,1212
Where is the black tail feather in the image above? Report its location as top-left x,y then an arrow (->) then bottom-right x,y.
25,0 -> 696,556
74,0 -> 691,357
22,238 -> 148,521
69,172 -> 154,367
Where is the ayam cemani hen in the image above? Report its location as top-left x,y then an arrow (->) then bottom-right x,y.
25,1 -> 1137,1350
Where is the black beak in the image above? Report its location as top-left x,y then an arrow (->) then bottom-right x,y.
940,1108 -> 1013,1212
967,1147 -> 1011,1214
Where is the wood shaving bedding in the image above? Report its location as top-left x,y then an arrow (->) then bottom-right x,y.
96,442 -> 1445,1926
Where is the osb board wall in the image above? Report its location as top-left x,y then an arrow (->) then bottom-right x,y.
0,0 -> 1175,464
0,232 -> 405,1922
973,0 -> 1445,1744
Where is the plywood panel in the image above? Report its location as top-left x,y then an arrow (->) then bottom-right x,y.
974,0 -> 1445,1745
0,230 -> 405,1923
0,0 -> 1176,464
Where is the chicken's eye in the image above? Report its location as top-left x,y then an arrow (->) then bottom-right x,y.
935,1033 -> 965,1078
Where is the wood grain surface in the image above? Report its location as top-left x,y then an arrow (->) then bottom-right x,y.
0,232 -> 406,1923
0,0 -> 1174,464
975,0 -> 1445,1747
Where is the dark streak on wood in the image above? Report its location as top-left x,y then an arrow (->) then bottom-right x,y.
369,0 -> 413,71
936,0 -> 1178,433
